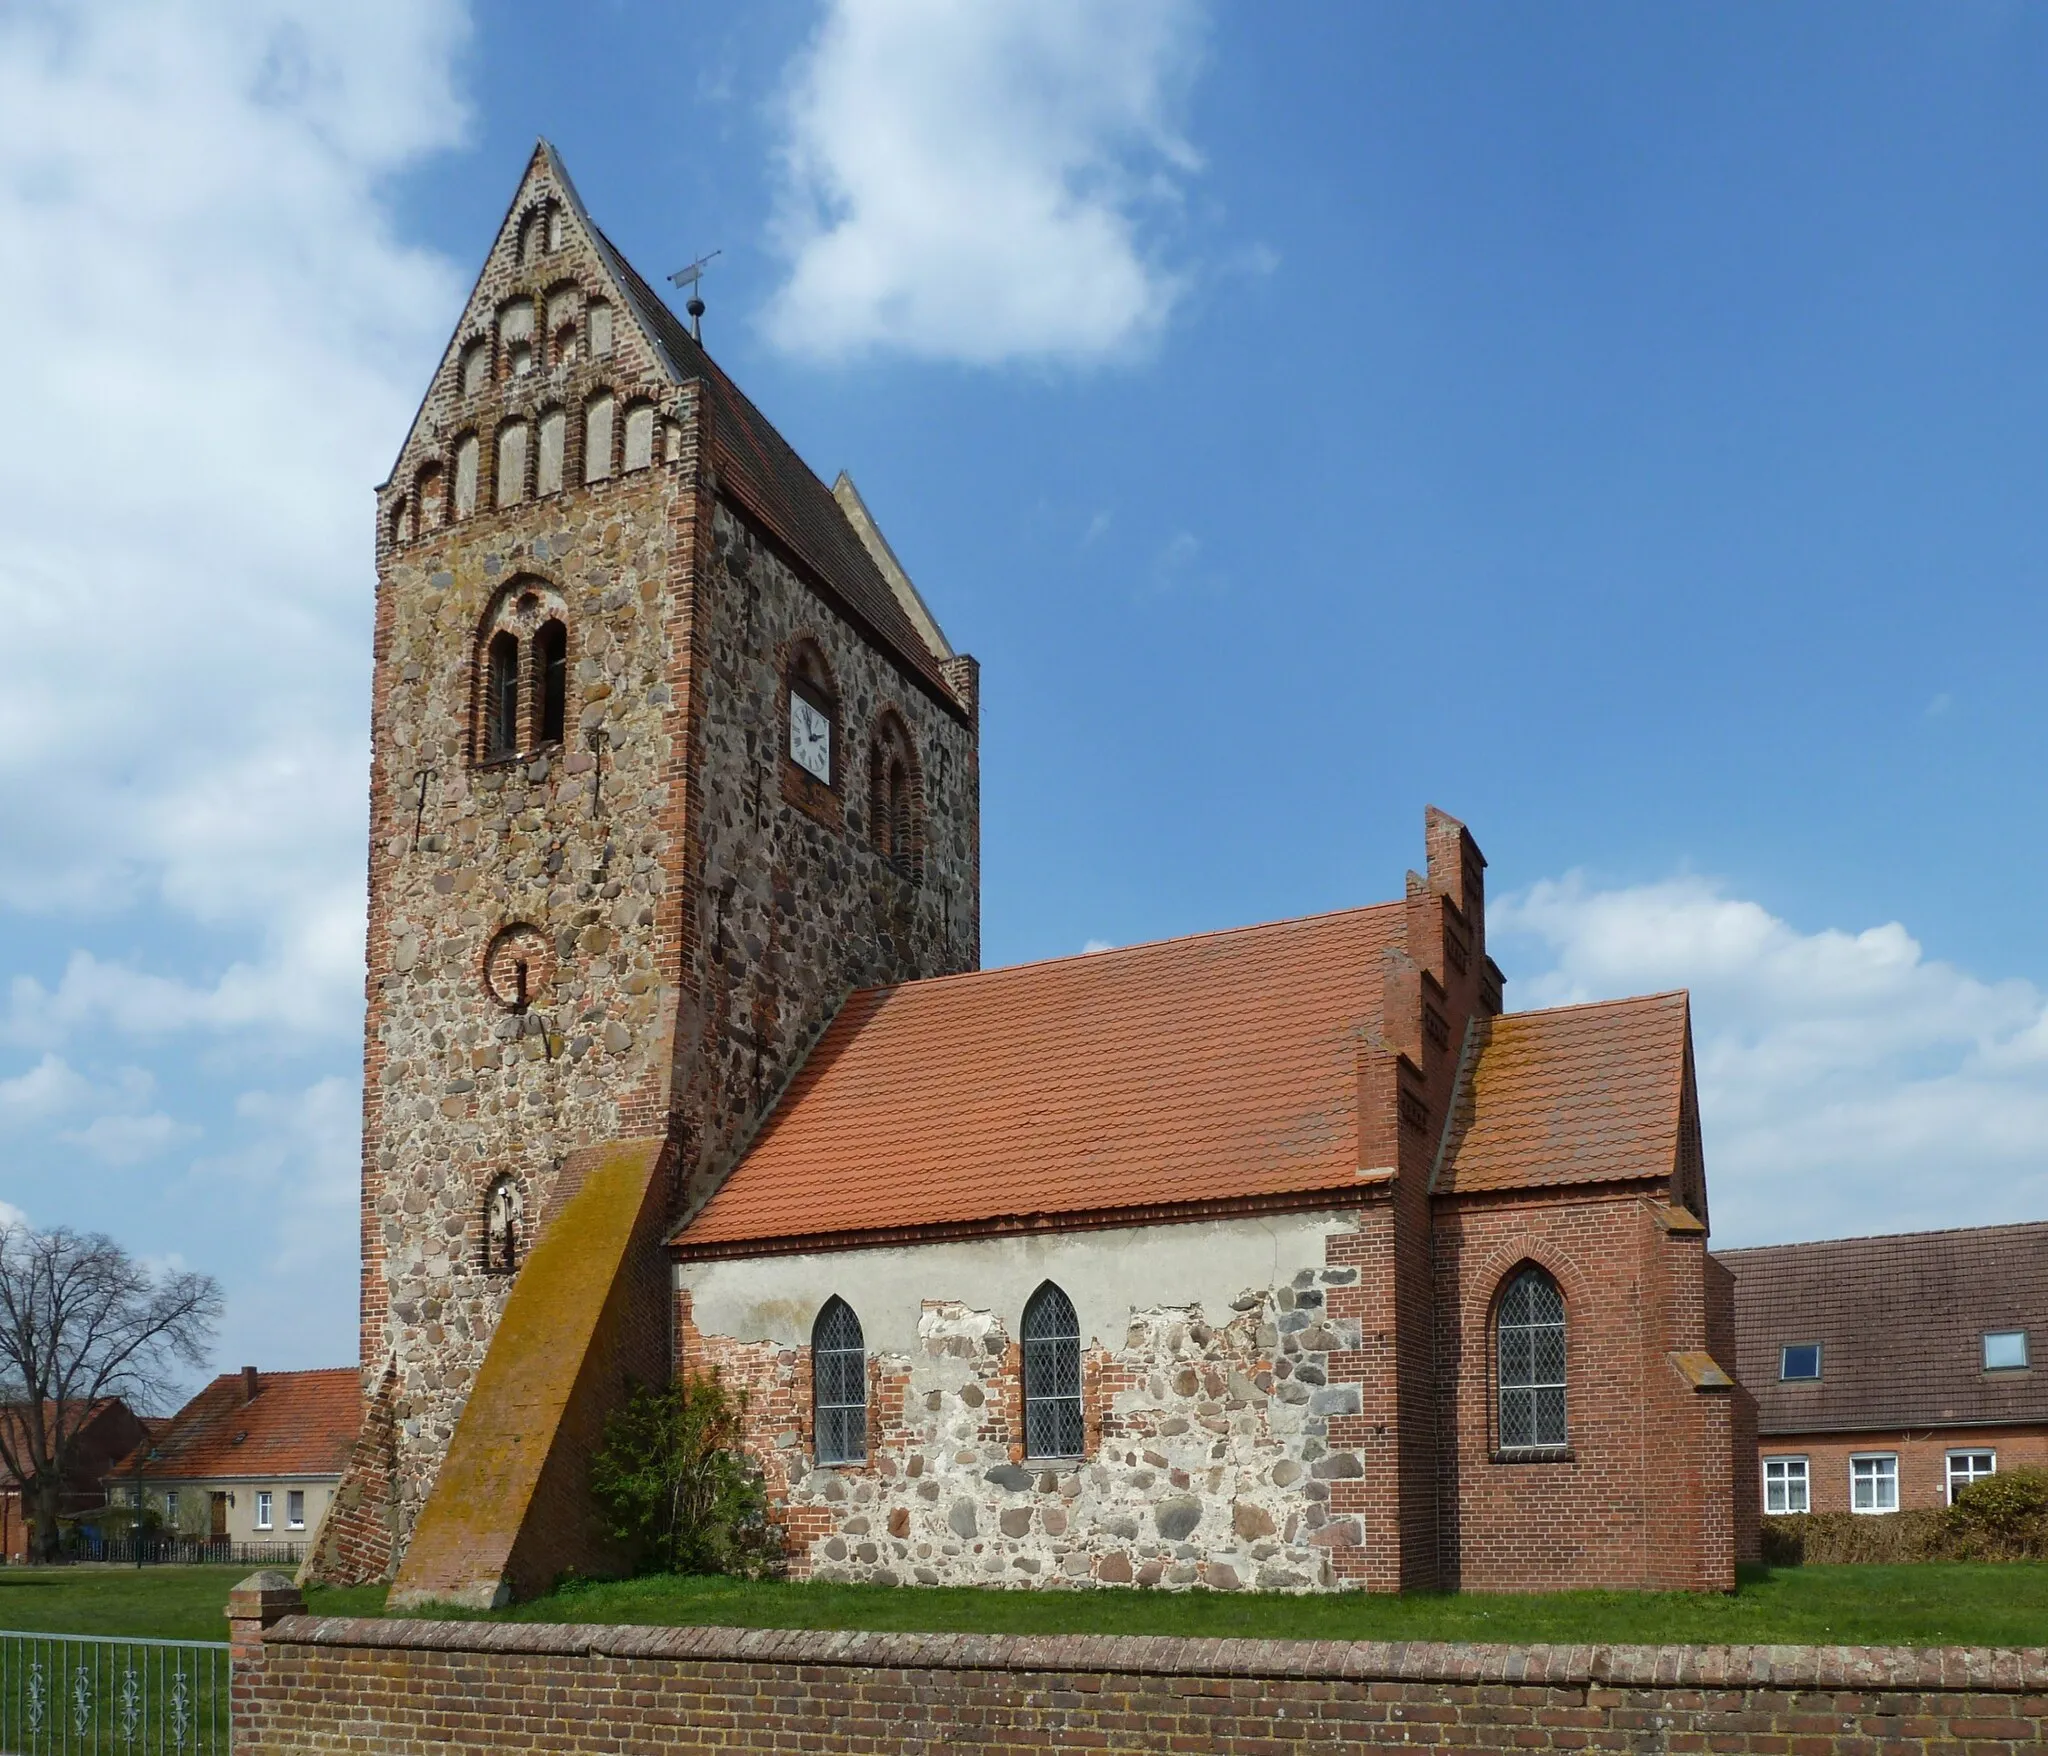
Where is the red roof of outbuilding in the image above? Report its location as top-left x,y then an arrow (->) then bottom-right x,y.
675,905 -> 1405,1253
122,1369 -> 360,1481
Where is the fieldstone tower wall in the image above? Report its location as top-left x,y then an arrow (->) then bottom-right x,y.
316,141 -> 978,1589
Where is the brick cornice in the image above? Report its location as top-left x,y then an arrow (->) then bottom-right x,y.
262,1616 -> 2048,1690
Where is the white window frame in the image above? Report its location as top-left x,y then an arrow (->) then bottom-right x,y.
286,1489 -> 306,1530
164,1490 -> 178,1523
1779,1342 -> 1822,1382
254,1490 -> 273,1531
1850,1452 -> 1898,1515
1946,1449 -> 1996,1504
1763,1455 -> 1810,1515
1983,1330 -> 2029,1371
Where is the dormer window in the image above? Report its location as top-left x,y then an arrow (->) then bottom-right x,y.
1984,1330 -> 2029,1371
1779,1343 -> 1822,1382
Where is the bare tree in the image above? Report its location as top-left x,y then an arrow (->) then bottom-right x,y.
0,1218 -> 221,1561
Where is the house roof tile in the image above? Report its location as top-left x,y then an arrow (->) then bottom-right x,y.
674,905 -> 1406,1253
1434,994 -> 1690,1195
120,1369 -> 362,1482
1719,1222 -> 2048,1435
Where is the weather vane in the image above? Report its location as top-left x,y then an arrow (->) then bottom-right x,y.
668,249 -> 722,343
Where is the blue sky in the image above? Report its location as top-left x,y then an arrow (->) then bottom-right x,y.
2,0 -> 2046,1383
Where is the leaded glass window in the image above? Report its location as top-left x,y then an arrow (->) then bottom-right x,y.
486,631 -> 520,759
1022,1282 -> 1084,1459
1497,1266 -> 1567,1452
812,1297 -> 867,1465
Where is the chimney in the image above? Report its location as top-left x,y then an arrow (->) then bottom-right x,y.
242,1366 -> 260,1403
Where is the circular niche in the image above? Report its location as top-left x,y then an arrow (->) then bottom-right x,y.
484,923 -> 553,1011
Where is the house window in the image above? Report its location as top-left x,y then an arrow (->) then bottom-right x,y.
286,1490 -> 305,1530
255,1491 -> 273,1531
811,1297 -> 867,1466
533,620 -> 567,744
1850,1453 -> 1898,1514
164,1490 -> 178,1522
1497,1265 -> 1567,1452
1022,1281 -> 1084,1459
485,631 -> 520,759
1763,1456 -> 1809,1515
1779,1343 -> 1822,1381
1984,1330 -> 2029,1371
1947,1450 -> 1996,1504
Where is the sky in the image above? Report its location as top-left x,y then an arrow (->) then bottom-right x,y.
2,0 -> 2046,1388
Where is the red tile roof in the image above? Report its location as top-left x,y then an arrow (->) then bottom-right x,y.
1434,994 -> 1692,1196
675,905 -> 1405,1253
123,1369 -> 361,1481
1719,1223 -> 2048,1435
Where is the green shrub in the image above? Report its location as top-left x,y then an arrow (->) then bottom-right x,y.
1948,1468 -> 2048,1560
590,1374 -> 781,1579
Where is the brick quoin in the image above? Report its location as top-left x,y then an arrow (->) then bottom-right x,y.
229,1609 -> 2048,1756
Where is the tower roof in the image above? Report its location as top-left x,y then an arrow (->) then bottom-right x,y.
537,144 -> 962,711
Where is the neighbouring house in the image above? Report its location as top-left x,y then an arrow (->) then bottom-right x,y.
306,139 -> 1754,1607
0,1400 -> 148,1561
113,1368 -> 362,1553
1720,1222 -> 2048,1517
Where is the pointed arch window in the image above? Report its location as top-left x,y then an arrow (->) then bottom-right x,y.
484,1175 -> 523,1274
1022,1282 -> 1084,1459
533,620 -> 567,745
1497,1266 -> 1568,1453
812,1298 -> 867,1465
485,631 -> 520,759
869,712 -> 921,879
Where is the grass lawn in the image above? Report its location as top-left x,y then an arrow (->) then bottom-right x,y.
5,1562 -> 2046,1648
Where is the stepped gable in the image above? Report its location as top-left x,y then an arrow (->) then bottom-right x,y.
1719,1221 -> 2048,1435
673,904 -> 1407,1254
1432,992 -> 1693,1195
541,144 -> 959,710
120,1368 -> 361,1480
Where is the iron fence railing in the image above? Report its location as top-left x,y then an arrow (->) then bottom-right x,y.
28,1540 -> 304,1570
0,1631 -> 228,1756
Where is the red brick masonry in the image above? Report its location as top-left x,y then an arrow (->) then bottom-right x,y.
230,1609 -> 2048,1754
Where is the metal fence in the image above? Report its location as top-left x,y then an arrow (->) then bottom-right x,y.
80,1540 -> 303,1570
0,1632 -> 227,1756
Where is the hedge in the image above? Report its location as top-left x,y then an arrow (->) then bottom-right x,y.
1763,1468 -> 2048,1565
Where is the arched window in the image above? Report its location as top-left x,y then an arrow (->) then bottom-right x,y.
460,341 -> 489,397
415,463 -> 445,531
546,287 -> 580,369
536,408 -> 566,495
495,421 -> 529,508
485,631 -> 520,759
484,1175 -> 523,1274
533,620 -> 567,745
387,496 -> 409,546
869,712 -> 921,878
1022,1282 -> 1083,1459
1497,1265 -> 1567,1452
785,641 -> 838,788
584,391 -> 614,483
499,297 -> 535,378
453,433 -> 480,519
588,300 -> 613,356
812,1297 -> 867,1465
622,402 -> 655,471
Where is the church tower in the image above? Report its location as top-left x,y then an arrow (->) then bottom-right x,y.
309,143 -> 979,1600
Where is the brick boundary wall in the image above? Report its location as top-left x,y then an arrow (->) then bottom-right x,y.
228,1582 -> 2048,1754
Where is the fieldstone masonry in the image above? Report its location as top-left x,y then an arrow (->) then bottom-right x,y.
319,141 -> 980,1591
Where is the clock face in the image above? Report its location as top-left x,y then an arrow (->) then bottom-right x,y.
790,692 -> 832,783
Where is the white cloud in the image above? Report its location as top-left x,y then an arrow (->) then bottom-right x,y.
0,1054 -> 93,1120
62,1112 -> 196,1167
0,0 -> 463,954
1081,937 -> 1115,954
763,0 -> 1205,364
1493,873 -> 2048,1249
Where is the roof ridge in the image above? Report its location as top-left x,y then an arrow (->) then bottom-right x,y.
1717,1218 -> 2048,1257
850,900 -> 1406,1002
1500,990 -> 1688,1021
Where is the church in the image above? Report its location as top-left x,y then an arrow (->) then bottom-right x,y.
306,143 -> 1755,1605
